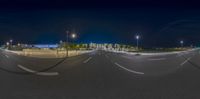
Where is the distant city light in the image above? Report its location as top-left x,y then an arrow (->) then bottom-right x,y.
60,40 -> 63,44
136,35 -> 140,40
135,34 -> 140,51
180,40 -> 184,47
180,40 -> 184,44
6,42 -> 9,46
71,33 -> 77,39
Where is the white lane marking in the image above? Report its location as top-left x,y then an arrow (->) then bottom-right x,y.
83,57 -> 92,63
18,65 -> 35,73
148,58 -> 166,61
180,57 -> 191,66
114,63 -> 144,75
17,65 -> 59,76
36,72 -> 59,76
4,55 -> 9,58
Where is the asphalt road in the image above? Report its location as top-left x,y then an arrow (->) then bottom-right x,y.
0,49 -> 200,99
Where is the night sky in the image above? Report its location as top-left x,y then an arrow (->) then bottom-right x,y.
1,0 -> 200,47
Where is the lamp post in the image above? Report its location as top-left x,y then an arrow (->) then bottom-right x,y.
6,42 -> 9,46
135,35 -> 140,51
9,39 -> 13,48
65,31 -> 77,57
6,42 -> 9,49
71,33 -> 77,55
66,30 -> 69,57
180,40 -> 184,48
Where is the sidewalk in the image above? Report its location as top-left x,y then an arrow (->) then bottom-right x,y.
4,49 -> 93,58
106,48 -> 199,56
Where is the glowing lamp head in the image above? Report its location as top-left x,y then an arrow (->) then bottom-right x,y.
180,40 -> 184,44
71,33 -> 76,39
6,42 -> 10,46
136,35 -> 140,40
60,40 -> 63,44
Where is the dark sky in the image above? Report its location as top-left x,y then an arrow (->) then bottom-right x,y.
1,0 -> 200,47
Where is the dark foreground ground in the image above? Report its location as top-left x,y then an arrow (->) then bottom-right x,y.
0,48 -> 200,99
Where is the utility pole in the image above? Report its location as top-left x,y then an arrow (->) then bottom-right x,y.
66,30 -> 69,57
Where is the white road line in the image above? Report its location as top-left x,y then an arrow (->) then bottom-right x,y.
18,65 -> 35,73
114,63 -> 144,75
180,57 -> 191,66
148,58 -> 166,61
4,55 -> 9,58
17,65 -> 59,76
83,57 -> 92,63
36,72 -> 59,76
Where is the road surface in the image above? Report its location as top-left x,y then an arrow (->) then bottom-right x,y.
0,48 -> 200,99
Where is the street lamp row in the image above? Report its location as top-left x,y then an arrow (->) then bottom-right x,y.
6,39 -> 13,46
135,34 -> 185,51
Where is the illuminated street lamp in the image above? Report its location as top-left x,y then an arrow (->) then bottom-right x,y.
135,35 -> 140,50
9,39 -> 13,43
6,42 -> 10,49
71,33 -> 77,39
60,40 -> 63,44
9,39 -> 13,47
65,31 -> 77,57
17,43 -> 21,46
180,40 -> 184,48
6,42 -> 10,46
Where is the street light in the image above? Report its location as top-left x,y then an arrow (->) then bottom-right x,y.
71,33 -> 77,39
180,40 -> 184,48
9,39 -> 13,43
6,42 -> 10,46
66,30 -> 70,57
9,39 -> 13,47
17,43 -> 21,46
6,42 -> 10,49
60,40 -> 63,44
135,35 -> 140,50
65,31 -> 77,57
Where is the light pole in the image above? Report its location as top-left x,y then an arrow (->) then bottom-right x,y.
71,33 -> 77,55
6,42 -> 9,46
6,42 -> 9,49
71,33 -> 77,49
135,35 -> 140,51
65,31 -> 77,57
9,39 -> 13,48
180,40 -> 184,48
66,30 -> 69,57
